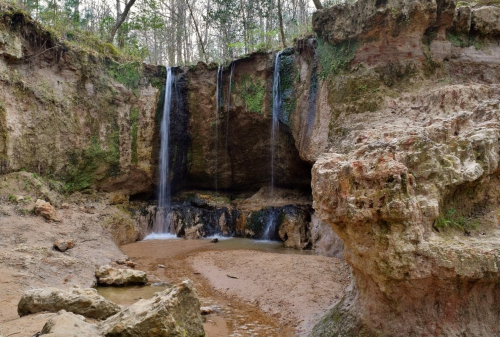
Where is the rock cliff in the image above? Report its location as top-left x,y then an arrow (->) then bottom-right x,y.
310,0 -> 500,335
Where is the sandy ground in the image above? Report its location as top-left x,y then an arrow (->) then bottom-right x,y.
121,239 -> 350,336
190,250 -> 350,335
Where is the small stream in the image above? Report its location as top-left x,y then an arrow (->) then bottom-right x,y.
97,238 -> 310,336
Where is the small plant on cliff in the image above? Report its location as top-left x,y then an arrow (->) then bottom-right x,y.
434,207 -> 479,233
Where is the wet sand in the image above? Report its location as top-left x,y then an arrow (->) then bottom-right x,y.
120,238 -> 349,336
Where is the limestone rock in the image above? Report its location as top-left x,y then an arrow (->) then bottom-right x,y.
309,215 -> 344,258
311,100 -> 500,336
0,31 -> 23,59
35,199 -> 61,222
61,203 -> 70,209
471,6 -> 500,36
278,207 -> 310,249
40,310 -> 100,337
53,239 -> 75,252
18,287 -> 120,319
95,265 -> 147,286
100,280 -> 205,337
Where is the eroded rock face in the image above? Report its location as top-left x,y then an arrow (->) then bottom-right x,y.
100,280 -> 204,337
18,288 -> 120,319
40,310 -> 100,337
95,265 -> 148,286
311,94 -> 500,336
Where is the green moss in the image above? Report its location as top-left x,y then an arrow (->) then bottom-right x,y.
150,66 -> 167,89
278,52 -> 297,126
446,32 -> 485,49
317,38 -> 360,79
130,107 -> 139,164
239,75 -> 265,114
63,133 -> 120,192
106,60 -> 143,95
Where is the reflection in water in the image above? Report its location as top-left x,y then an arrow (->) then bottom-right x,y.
96,284 -> 169,306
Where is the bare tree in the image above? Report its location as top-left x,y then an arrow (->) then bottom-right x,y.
108,0 -> 137,43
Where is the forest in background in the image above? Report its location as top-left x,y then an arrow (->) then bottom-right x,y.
9,0 -> 354,65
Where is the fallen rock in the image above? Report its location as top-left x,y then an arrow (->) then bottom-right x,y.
471,6 -> 500,36
95,265 -> 147,286
40,310 -> 100,337
53,239 -> 75,252
116,259 -> 136,268
156,264 -> 165,269
61,203 -> 70,209
35,199 -> 61,222
100,280 -> 204,337
210,238 -> 218,243
200,306 -> 214,315
18,287 -> 120,319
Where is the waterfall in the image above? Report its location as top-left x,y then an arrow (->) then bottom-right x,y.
153,67 -> 175,235
225,60 -> 235,155
215,65 -> 223,192
270,51 -> 283,196
261,210 -> 277,241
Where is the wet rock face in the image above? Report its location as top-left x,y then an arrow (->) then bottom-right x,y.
18,288 -> 120,319
100,280 -> 204,337
184,56 -> 312,192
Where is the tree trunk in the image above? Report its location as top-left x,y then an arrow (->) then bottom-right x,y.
107,0 -> 137,43
312,0 -> 323,10
186,0 -> 207,63
277,0 -> 286,49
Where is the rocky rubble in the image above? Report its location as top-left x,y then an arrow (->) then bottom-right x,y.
19,281 -> 204,337
18,287 -> 120,319
95,265 -> 148,286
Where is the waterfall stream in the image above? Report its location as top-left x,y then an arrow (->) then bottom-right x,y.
152,67 -> 175,235
270,51 -> 282,197
215,65 -> 223,192
261,51 -> 283,240
225,60 -> 235,154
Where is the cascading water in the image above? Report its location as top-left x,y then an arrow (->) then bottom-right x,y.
261,51 -> 283,241
270,51 -> 282,196
152,67 -> 175,236
225,60 -> 235,154
215,65 -> 223,192
261,210 -> 277,241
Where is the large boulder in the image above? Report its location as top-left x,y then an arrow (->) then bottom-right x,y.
471,6 -> 500,36
40,310 -> 100,337
100,280 -> 205,337
95,265 -> 147,286
35,199 -> 61,222
18,287 -> 120,319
